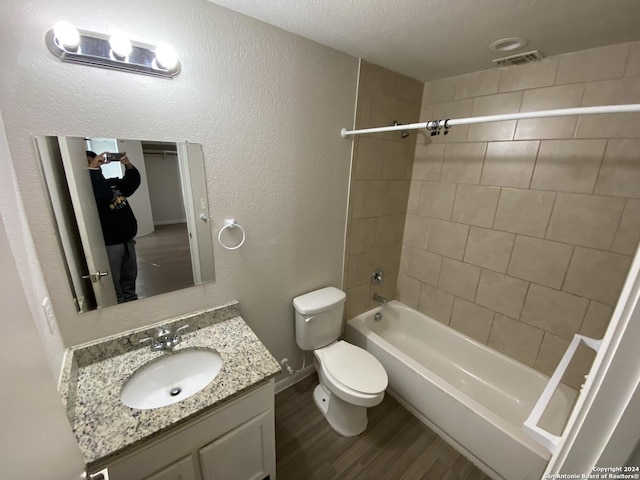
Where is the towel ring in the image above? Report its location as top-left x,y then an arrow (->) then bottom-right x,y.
218,219 -> 246,250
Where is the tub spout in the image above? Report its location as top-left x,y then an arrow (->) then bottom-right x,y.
373,293 -> 387,306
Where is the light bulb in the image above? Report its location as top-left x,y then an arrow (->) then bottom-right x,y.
109,34 -> 132,59
155,43 -> 178,70
53,21 -> 80,49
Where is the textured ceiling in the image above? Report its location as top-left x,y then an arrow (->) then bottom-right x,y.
206,0 -> 640,82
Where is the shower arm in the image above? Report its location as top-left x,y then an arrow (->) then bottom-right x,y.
340,103 -> 640,138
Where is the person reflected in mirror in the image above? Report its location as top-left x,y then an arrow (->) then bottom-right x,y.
86,151 -> 141,303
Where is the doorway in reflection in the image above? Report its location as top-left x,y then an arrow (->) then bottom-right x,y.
136,223 -> 192,299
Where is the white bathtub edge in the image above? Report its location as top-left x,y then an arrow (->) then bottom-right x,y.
387,387 -> 504,480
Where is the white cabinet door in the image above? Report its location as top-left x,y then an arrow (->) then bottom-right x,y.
144,455 -> 197,480
199,411 -> 274,480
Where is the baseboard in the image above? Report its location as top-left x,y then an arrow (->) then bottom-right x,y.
274,365 -> 316,394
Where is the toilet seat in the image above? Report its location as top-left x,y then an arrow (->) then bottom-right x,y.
315,341 -> 388,403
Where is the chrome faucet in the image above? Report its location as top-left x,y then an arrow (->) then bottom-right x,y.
140,324 -> 189,351
373,293 -> 387,306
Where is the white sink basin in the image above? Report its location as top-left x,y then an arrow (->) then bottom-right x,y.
120,349 -> 223,410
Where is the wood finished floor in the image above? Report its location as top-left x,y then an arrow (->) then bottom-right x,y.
135,223 -> 194,299
275,374 -> 491,480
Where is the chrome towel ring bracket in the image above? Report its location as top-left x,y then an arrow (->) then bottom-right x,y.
217,219 -> 246,250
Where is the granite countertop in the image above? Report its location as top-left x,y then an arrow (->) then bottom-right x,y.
59,301 -> 281,467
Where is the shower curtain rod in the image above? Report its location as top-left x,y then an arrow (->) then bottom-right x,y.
340,103 -> 640,138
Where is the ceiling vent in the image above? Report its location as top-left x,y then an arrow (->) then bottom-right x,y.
492,50 -> 545,67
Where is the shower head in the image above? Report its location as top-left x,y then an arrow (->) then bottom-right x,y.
392,120 -> 410,139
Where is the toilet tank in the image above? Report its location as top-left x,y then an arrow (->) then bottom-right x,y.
293,287 -> 346,350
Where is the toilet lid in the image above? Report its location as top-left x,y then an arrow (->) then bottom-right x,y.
323,341 -> 388,394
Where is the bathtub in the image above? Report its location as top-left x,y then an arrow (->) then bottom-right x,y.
345,301 -> 577,480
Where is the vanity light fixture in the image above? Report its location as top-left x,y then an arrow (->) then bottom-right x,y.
46,21 -> 181,78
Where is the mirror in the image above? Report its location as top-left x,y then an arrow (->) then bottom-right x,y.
34,136 -> 215,312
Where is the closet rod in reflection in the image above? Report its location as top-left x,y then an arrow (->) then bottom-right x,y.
340,103 -> 640,138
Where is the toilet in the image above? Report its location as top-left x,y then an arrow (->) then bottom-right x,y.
293,286 -> 388,436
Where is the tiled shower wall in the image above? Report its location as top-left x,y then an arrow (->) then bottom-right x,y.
397,42 -> 640,388
344,61 -> 423,319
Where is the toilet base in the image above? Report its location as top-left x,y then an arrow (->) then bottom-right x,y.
313,384 -> 367,437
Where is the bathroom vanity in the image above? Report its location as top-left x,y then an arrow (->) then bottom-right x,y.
59,302 -> 281,480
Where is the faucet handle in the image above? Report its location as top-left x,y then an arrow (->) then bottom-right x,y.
172,324 -> 190,343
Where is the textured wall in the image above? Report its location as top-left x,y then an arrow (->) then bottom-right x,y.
0,0 -> 358,377
398,42 -> 640,388
344,61 -> 423,318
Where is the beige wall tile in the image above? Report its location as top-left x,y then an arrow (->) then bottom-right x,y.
346,253 -> 359,288
349,217 -> 377,254
450,297 -> 495,344
418,182 -> 456,220
371,272 -> 398,309
546,193 -> 626,250
499,58 -> 559,92
580,301 -> 613,339
403,214 -> 431,249
423,78 -> 455,104
454,69 -> 501,99
428,219 -> 469,260
388,180 -> 411,215
468,121 -> 517,142
464,226 -> 515,273
531,139 -> 606,194
417,283 -> 454,325
395,74 -> 425,103
514,117 -> 578,140
471,91 -> 522,133
431,99 -> 473,143
396,274 -> 422,309
612,199 -> 640,255
563,247 -> 632,305
355,247 -> 401,286
419,103 -> 435,123
398,98 -> 422,126
467,92 -> 522,141
441,143 -> 487,184
520,84 -> 585,112
555,43 -> 629,84
360,61 -> 396,96
595,139 -> 640,199
360,181 -> 388,217
476,269 -> 529,319
346,282 -> 371,319
520,284 -> 589,339
349,180 -> 365,219
575,112 -> 640,139
407,248 -> 442,286
534,333 -> 595,390
626,42 -> 640,77
488,314 -> 543,367
375,214 -> 405,248
494,188 -> 555,238
438,258 -> 481,301
534,332 -> 566,378
452,185 -> 500,228
399,244 -> 411,273
413,143 -> 444,181
407,181 -> 421,215
370,92 -> 399,131
355,88 -> 373,130
481,141 -> 539,188
507,236 -> 573,289
383,141 -> 413,180
582,77 -> 640,106
353,137 -> 386,180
